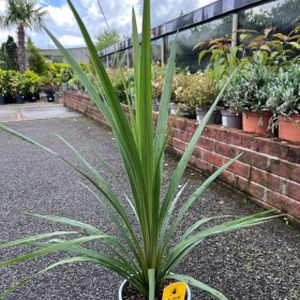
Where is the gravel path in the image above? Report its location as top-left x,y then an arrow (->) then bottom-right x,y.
0,117 -> 299,300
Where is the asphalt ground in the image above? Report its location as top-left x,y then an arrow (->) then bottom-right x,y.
0,116 -> 299,300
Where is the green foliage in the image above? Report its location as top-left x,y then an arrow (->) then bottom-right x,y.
0,0 -> 48,72
45,62 -> 74,84
0,36 -> 18,70
0,69 -> 10,95
95,29 -> 121,51
174,72 -> 219,110
0,69 -> 42,96
0,1 -> 279,299
222,63 -> 274,113
27,38 -> 47,75
0,0 -> 47,30
266,64 -> 300,117
196,17 -> 300,81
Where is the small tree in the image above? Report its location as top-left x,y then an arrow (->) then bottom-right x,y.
27,37 -> 46,74
0,36 -> 18,70
95,29 -> 120,51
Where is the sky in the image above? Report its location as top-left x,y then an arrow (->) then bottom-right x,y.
0,0 -> 216,49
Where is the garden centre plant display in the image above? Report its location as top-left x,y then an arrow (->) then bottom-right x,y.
222,63 -> 274,134
0,0 -> 279,299
266,64 -> 300,142
174,72 -> 219,122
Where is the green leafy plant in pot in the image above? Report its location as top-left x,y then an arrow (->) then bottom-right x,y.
266,64 -> 300,142
0,1 -> 279,299
0,69 -> 9,104
222,63 -> 274,135
24,70 -> 41,102
175,72 -> 219,122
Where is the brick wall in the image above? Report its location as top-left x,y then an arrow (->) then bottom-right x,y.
64,91 -> 300,222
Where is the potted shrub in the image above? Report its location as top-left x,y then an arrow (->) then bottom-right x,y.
0,70 -> 8,105
221,75 -> 244,129
152,65 -> 168,111
267,65 -> 300,142
54,87 -> 64,104
24,71 -> 41,102
223,64 -> 273,134
175,72 -> 218,122
0,1 -> 279,299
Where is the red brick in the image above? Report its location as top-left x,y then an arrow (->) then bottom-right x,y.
179,130 -> 193,143
286,182 -> 300,202
197,137 -> 215,152
167,116 -> 175,126
266,191 -> 300,219
218,169 -> 237,186
202,150 -> 225,167
251,168 -> 284,193
213,141 -> 238,158
193,157 -> 215,174
193,146 -> 204,159
188,155 -> 196,165
225,160 -> 251,179
171,128 -> 180,139
172,138 -> 187,152
174,118 -> 187,130
203,126 -> 226,141
185,119 -> 197,133
257,137 -> 288,160
238,150 -> 269,170
235,177 -> 267,200
287,145 -> 300,164
269,158 -> 300,183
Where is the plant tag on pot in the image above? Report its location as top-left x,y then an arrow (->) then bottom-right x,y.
162,282 -> 187,300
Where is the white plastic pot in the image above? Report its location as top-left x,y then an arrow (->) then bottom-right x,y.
118,279 -> 192,299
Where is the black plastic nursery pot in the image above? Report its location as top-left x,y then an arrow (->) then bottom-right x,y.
46,91 -> 55,102
28,93 -> 39,102
196,108 -> 217,124
0,95 -> 5,105
15,95 -> 24,104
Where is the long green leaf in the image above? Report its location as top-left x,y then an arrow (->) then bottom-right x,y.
148,269 -> 155,300
24,213 -> 102,235
0,231 -> 77,250
0,257 -> 101,299
159,67 -> 240,227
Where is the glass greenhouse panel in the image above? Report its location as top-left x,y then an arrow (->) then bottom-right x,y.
239,0 -> 300,34
174,15 -> 233,72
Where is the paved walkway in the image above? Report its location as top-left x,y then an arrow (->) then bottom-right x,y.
0,102 -> 81,122
0,116 -> 299,300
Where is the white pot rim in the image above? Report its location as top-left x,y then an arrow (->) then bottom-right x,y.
118,279 -> 192,300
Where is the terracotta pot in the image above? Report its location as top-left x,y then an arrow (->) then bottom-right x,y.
278,114 -> 300,143
58,97 -> 64,104
242,112 -> 272,134
118,279 -> 192,300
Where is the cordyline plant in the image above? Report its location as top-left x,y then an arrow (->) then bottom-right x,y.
0,0 -> 278,299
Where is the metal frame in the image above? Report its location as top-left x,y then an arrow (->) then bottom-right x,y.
99,0 -> 276,63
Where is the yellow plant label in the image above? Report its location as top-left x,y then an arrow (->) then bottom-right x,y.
162,282 -> 187,300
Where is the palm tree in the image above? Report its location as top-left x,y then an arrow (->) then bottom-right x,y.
0,0 -> 47,73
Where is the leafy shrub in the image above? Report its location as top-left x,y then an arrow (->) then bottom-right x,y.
174,72 -> 218,110
266,64 -> 300,117
222,64 -> 274,113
